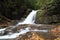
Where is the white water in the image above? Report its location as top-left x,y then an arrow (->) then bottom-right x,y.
0,27 -> 48,39
17,10 -> 37,25
7,10 -> 38,30
0,10 -> 48,39
8,10 -> 38,29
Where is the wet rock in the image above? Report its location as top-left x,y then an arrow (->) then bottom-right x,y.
35,10 -> 60,24
18,31 -> 57,40
19,32 -> 45,40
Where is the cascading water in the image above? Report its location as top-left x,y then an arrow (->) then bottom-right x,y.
0,10 -> 48,39
7,10 -> 38,30
16,10 -> 37,25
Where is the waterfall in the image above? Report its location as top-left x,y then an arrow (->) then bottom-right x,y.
0,10 -> 38,31
10,10 -> 38,29
23,10 -> 37,24
0,10 -> 48,39
16,10 -> 38,25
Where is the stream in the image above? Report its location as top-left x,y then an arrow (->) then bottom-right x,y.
0,10 -> 50,40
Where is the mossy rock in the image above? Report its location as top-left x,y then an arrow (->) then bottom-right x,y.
35,10 -> 60,24
35,0 -> 60,24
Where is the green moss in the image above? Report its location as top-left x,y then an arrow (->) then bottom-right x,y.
36,11 -> 60,24
36,9 -> 60,24
35,0 -> 60,24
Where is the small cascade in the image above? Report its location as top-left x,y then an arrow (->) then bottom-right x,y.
0,27 -> 48,39
0,10 -> 38,32
0,10 -> 49,39
23,10 -> 37,24
16,10 -> 38,25
10,10 -> 38,29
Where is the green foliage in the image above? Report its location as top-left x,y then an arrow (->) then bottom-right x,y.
24,0 -> 45,9
0,0 -> 60,23
37,10 -> 47,17
24,0 -> 55,9
36,0 -> 60,24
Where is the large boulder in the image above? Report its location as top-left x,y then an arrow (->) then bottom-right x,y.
35,10 -> 60,24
